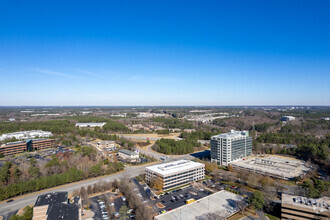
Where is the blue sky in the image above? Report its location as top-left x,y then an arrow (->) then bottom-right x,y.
0,0 -> 329,106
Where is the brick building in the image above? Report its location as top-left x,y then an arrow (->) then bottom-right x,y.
0,139 -> 55,156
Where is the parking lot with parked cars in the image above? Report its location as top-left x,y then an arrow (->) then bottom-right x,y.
90,197 -> 110,220
88,177 -> 252,219
154,186 -> 211,213
90,193 -> 134,220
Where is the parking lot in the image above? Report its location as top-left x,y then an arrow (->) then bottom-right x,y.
202,179 -> 252,198
90,192 -> 134,220
90,196 -> 111,220
86,177 -> 253,219
155,186 -> 211,213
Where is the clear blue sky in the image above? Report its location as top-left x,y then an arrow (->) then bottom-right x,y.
0,0 -> 329,106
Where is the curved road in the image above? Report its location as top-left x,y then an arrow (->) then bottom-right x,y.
0,139 -> 210,218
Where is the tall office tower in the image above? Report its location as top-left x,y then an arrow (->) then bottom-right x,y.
210,130 -> 252,166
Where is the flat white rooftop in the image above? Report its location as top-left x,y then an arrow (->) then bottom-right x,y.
231,155 -> 311,179
212,130 -> 249,139
146,160 -> 204,176
0,130 -> 53,141
75,122 -> 107,126
282,193 -> 330,214
155,190 -> 246,220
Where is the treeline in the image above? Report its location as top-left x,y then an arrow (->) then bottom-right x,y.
156,129 -> 170,135
0,162 -> 124,201
279,120 -> 330,134
118,178 -> 154,220
9,206 -> 33,220
0,120 -> 74,135
180,130 -> 222,140
151,118 -> 194,129
0,166 -> 84,200
256,134 -> 329,162
256,133 -> 329,146
253,123 -> 273,132
256,144 -> 328,161
0,146 -> 125,201
0,117 -> 129,136
301,178 -> 330,198
152,138 -> 200,155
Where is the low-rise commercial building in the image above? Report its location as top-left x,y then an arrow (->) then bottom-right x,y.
281,193 -> 330,220
75,122 -> 107,128
211,130 -> 252,166
281,116 -> 296,121
155,190 -> 247,220
0,130 -> 53,142
118,149 -> 139,160
33,192 -> 81,220
0,139 -> 55,156
145,160 -> 205,190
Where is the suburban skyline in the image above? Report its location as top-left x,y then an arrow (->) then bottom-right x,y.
1,0 -> 329,106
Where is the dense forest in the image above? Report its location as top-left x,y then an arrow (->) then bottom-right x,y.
152,138 -> 200,155
255,133 -> 329,164
180,130 -> 222,140
0,146 -> 124,201
0,117 -> 129,136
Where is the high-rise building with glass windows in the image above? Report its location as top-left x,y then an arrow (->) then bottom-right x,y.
211,130 -> 252,166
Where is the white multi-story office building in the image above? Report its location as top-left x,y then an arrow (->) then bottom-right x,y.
0,130 -> 53,142
281,116 -> 296,121
211,130 -> 252,166
75,122 -> 107,128
145,160 -> 205,190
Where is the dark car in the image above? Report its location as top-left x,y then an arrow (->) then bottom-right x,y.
7,199 -> 14,203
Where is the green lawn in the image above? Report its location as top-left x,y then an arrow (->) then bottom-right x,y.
163,183 -> 190,193
266,213 -> 280,220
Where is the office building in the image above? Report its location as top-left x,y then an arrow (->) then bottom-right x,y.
75,122 -> 107,128
33,192 -> 81,220
145,160 -> 205,190
0,130 -> 53,142
118,149 -> 139,160
211,130 -> 252,166
281,193 -> 330,220
0,139 -> 55,156
281,116 -> 296,121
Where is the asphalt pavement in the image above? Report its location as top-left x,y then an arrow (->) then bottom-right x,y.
0,164 -> 147,217
0,140 -> 210,218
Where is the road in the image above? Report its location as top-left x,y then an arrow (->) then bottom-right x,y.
0,164 -> 147,217
0,137 -> 210,218
0,146 -> 209,217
